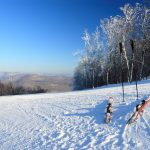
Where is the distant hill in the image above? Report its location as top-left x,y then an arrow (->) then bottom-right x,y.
0,72 -> 73,93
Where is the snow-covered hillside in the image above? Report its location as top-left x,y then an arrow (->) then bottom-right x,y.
0,80 -> 150,150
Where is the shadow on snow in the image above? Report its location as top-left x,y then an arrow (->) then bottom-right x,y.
64,100 -> 108,124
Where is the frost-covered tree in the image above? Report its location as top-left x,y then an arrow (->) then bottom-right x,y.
74,2 -> 150,90
120,3 -> 150,80
74,27 -> 105,89
101,16 -> 125,83
101,3 -> 150,83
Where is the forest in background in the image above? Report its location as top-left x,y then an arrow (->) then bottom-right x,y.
74,3 -> 150,90
0,81 -> 47,96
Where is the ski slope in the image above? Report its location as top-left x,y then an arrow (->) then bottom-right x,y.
0,80 -> 150,150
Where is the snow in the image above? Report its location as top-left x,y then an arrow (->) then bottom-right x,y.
0,80 -> 150,149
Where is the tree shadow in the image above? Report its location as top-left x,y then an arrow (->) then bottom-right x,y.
64,96 -> 147,126
64,100 -> 108,124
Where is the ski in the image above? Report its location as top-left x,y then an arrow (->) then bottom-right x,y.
134,97 -> 150,120
126,97 -> 150,125
126,111 -> 137,125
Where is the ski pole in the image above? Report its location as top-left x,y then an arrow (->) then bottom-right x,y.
119,42 -> 125,102
130,40 -> 138,100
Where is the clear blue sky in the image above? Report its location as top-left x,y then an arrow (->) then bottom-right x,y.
0,0 -> 143,75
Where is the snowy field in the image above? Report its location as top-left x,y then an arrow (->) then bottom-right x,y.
0,80 -> 150,150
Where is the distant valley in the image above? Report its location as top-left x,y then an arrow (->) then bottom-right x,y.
0,72 -> 73,93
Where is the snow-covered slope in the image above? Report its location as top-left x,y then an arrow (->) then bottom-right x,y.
0,81 -> 150,150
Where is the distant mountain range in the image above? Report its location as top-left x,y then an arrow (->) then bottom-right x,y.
0,72 -> 73,93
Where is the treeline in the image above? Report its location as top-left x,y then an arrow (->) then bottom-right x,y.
0,81 -> 47,96
74,3 -> 150,90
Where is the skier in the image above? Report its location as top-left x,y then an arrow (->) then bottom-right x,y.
105,103 -> 113,123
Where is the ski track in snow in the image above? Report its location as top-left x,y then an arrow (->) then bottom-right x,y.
0,81 -> 150,149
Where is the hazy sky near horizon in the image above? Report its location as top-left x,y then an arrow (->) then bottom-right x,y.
0,0 -> 144,75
